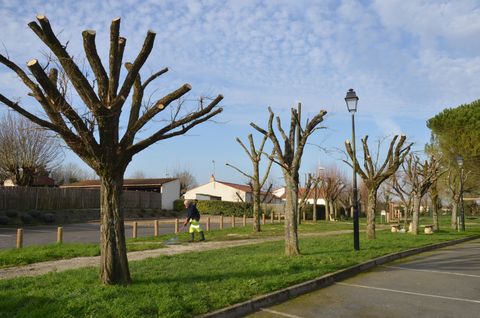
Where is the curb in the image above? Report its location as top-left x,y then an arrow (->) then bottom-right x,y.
200,234 -> 480,318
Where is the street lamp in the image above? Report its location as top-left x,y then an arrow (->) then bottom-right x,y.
456,156 -> 465,231
345,88 -> 360,251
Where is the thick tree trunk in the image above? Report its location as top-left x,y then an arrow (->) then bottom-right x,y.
325,198 -> 330,221
411,195 -> 421,235
451,201 -> 458,230
100,172 -> 130,285
366,189 -> 377,239
432,194 -> 439,231
253,186 -> 261,232
284,176 -> 300,256
329,202 -> 335,220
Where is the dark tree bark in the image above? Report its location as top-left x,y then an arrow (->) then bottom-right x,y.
226,133 -> 274,232
0,16 -> 223,285
345,135 -> 411,239
251,104 -> 327,256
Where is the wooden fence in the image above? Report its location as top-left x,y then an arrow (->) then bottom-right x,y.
0,187 -> 162,210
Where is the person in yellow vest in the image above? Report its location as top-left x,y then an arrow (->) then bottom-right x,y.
183,200 -> 205,242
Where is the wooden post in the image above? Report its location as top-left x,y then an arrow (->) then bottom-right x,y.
206,217 -> 210,231
154,220 -> 159,237
271,212 -> 274,224
132,221 -> 137,238
175,218 -> 179,234
57,226 -> 63,243
243,214 -> 246,227
16,228 -> 23,249
231,215 -> 235,228
262,213 -> 266,225
220,215 -> 224,229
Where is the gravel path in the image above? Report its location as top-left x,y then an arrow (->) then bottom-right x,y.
0,230 -> 352,280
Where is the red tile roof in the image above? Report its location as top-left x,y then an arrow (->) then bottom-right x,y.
60,178 -> 177,188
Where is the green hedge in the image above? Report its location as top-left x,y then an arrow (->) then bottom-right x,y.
174,200 -> 328,220
174,199 -> 254,217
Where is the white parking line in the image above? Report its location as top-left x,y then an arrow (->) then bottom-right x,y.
0,234 -> 12,237
382,265 -> 480,278
261,308 -> 305,318
337,282 -> 480,304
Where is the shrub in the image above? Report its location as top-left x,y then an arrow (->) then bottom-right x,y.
0,216 -> 8,225
20,214 -> 33,224
173,199 -> 286,217
28,210 -> 41,219
196,200 -> 253,217
43,213 -> 55,223
173,200 -> 185,212
5,210 -> 18,218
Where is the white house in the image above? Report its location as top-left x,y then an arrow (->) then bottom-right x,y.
184,175 -> 282,203
273,187 -> 325,206
61,178 -> 180,210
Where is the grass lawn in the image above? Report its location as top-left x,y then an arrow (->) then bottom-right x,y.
0,226 -> 478,318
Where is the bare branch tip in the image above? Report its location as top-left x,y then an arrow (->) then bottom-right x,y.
27,59 -> 38,66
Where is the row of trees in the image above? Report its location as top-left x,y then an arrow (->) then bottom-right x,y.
1,16 -> 476,286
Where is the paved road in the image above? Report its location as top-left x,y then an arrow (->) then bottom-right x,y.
248,238 -> 480,318
0,216 -> 249,249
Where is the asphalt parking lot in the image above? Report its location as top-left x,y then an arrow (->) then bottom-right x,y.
248,238 -> 480,318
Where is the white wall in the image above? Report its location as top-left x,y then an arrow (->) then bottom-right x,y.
161,179 -> 180,210
306,198 -> 326,205
184,181 -> 247,202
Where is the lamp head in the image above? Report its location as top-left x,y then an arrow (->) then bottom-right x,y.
345,88 -> 359,113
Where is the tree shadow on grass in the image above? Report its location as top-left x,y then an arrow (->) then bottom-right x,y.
0,295 -> 62,318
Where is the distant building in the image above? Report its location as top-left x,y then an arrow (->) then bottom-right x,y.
3,175 -> 55,187
61,178 -> 180,210
272,187 -> 325,206
184,175 -> 282,203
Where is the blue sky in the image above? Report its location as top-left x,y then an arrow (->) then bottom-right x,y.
1,0 -> 479,186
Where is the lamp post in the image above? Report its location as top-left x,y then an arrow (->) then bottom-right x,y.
345,89 -> 360,251
456,156 -> 465,231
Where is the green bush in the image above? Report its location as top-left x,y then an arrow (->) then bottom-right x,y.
173,200 -> 185,212
0,216 -> 8,225
20,214 -> 33,224
28,210 -> 41,219
5,210 -> 18,218
174,199 -> 254,217
43,213 -> 55,223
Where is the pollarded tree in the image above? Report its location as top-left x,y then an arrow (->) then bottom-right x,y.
319,167 -> 347,221
446,167 -> 470,230
251,105 -> 327,256
403,154 -> 442,234
389,172 -> 413,228
0,16 -> 223,285
345,135 -> 411,239
226,133 -> 274,232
